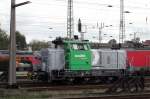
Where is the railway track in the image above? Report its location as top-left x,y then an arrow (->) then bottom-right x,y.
16,77 -> 150,90
0,77 -> 150,91
68,92 -> 150,99
0,80 -> 111,92
20,84 -> 110,91
0,78 -> 150,99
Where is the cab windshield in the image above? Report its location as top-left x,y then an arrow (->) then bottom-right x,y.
72,44 -> 88,50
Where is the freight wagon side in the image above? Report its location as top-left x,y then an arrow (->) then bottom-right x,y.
127,50 -> 150,74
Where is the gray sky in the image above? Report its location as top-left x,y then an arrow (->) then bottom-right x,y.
0,0 -> 150,43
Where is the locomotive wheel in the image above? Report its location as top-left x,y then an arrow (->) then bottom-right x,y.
73,77 -> 84,84
65,78 -> 74,85
106,77 -> 114,84
81,78 -> 90,84
95,77 -> 102,84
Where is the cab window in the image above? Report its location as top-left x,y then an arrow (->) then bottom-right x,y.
72,44 -> 78,50
72,44 -> 88,50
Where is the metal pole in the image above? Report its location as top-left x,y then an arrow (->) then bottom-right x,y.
98,22 -> 104,43
119,0 -> 125,43
67,0 -> 74,39
99,27 -> 102,43
81,32 -> 84,41
8,0 -> 31,87
134,32 -> 137,40
9,0 -> 16,86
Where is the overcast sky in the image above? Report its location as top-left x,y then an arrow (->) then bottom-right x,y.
0,0 -> 150,43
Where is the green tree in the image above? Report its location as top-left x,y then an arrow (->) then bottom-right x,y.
29,40 -> 48,51
0,29 -> 9,50
16,31 -> 27,50
0,29 -> 27,50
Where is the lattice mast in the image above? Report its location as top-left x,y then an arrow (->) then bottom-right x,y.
67,0 -> 74,39
119,0 -> 125,43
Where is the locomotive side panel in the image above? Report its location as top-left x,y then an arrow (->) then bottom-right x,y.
101,50 -> 118,69
40,48 -> 65,72
117,50 -> 126,69
47,49 -> 65,71
91,49 -> 101,69
92,49 -> 126,70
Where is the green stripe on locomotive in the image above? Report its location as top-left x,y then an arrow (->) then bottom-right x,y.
64,40 -> 91,71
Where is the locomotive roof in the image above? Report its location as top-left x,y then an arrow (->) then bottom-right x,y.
63,40 -> 89,44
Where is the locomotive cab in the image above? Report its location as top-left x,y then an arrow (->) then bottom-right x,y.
64,40 -> 91,71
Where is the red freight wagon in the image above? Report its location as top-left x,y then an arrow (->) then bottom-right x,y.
127,50 -> 150,68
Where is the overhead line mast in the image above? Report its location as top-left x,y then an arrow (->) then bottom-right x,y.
119,0 -> 125,43
9,0 -> 31,87
67,0 -> 74,39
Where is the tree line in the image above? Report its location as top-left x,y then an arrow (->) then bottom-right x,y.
0,28 -> 48,51
0,28 -> 27,50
